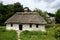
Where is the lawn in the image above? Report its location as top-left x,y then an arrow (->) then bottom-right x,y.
0,30 -> 18,40
20,24 -> 60,40
0,26 -> 18,40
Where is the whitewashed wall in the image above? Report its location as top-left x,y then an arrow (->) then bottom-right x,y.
6,24 -> 12,30
6,24 -> 46,31
13,24 -> 19,30
22,24 -> 30,30
38,25 -> 45,31
22,24 -> 46,31
6,24 -> 19,30
32,25 -> 38,30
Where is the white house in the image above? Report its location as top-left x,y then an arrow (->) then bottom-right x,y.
5,12 -> 47,31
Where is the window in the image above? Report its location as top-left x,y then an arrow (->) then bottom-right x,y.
11,24 -> 13,27
30,24 -> 32,28
36,24 -> 38,28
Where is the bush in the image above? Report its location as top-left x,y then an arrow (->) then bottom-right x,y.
55,27 -> 60,40
46,24 -> 53,28
21,30 -> 47,35
22,30 -> 29,34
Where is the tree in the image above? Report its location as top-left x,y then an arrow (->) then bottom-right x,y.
0,2 -> 24,26
33,8 -> 44,17
55,9 -> 60,23
14,2 -> 24,12
48,13 -> 55,17
43,11 -> 49,23
0,2 -> 4,14
0,2 -> 5,25
6,4 -> 14,17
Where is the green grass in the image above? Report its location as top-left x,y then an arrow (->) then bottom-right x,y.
0,26 -> 6,29
20,30 -> 56,40
20,24 -> 60,40
0,30 -> 18,40
0,26 -> 6,32
0,26 -> 18,40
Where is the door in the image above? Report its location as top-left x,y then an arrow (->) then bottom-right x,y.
19,25 -> 22,30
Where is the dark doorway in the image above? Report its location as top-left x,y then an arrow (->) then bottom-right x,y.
19,25 -> 22,30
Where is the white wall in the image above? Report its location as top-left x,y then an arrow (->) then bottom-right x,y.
23,24 -> 36,30
6,24 -> 46,31
6,24 -> 19,30
38,25 -> 46,31
31,25 -> 38,30
23,24 -> 30,30
13,24 -> 19,30
22,24 -> 46,31
6,24 -> 12,30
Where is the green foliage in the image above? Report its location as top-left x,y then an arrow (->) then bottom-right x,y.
46,24 -> 53,28
43,12 -> 49,23
21,30 -> 47,35
48,13 -> 55,17
55,9 -> 60,23
33,8 -> 44,17
20,30 -> 56,40
0,2 -> 24,26
0,30 -> 18,40
55,24 -> 60,40
14,2 -> 24,12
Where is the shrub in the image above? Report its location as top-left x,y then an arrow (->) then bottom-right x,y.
20,31 -> 55,40
21,31 -> 47,35
46,24 -> 53,28
22,30 -> 29,34
55,27 -> 60,40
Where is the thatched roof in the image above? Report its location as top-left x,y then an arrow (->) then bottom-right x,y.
5,12 -> 47,24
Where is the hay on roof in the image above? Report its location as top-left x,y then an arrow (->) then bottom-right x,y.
5,12 -> 47,24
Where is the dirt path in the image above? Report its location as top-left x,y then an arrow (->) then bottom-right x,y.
16,30 -> 22,40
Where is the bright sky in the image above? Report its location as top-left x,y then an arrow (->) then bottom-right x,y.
0,0 -> 60,13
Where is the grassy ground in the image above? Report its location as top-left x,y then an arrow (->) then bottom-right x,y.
20,24 -> 60,40
20,30 -> 56,40
0,26 -> 6,32
0,26 -> 18,40
0,30 -> 18,40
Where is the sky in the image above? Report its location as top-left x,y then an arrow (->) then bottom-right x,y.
0,0 -> 60,13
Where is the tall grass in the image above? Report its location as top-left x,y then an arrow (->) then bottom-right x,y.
20,30 -> 56,40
